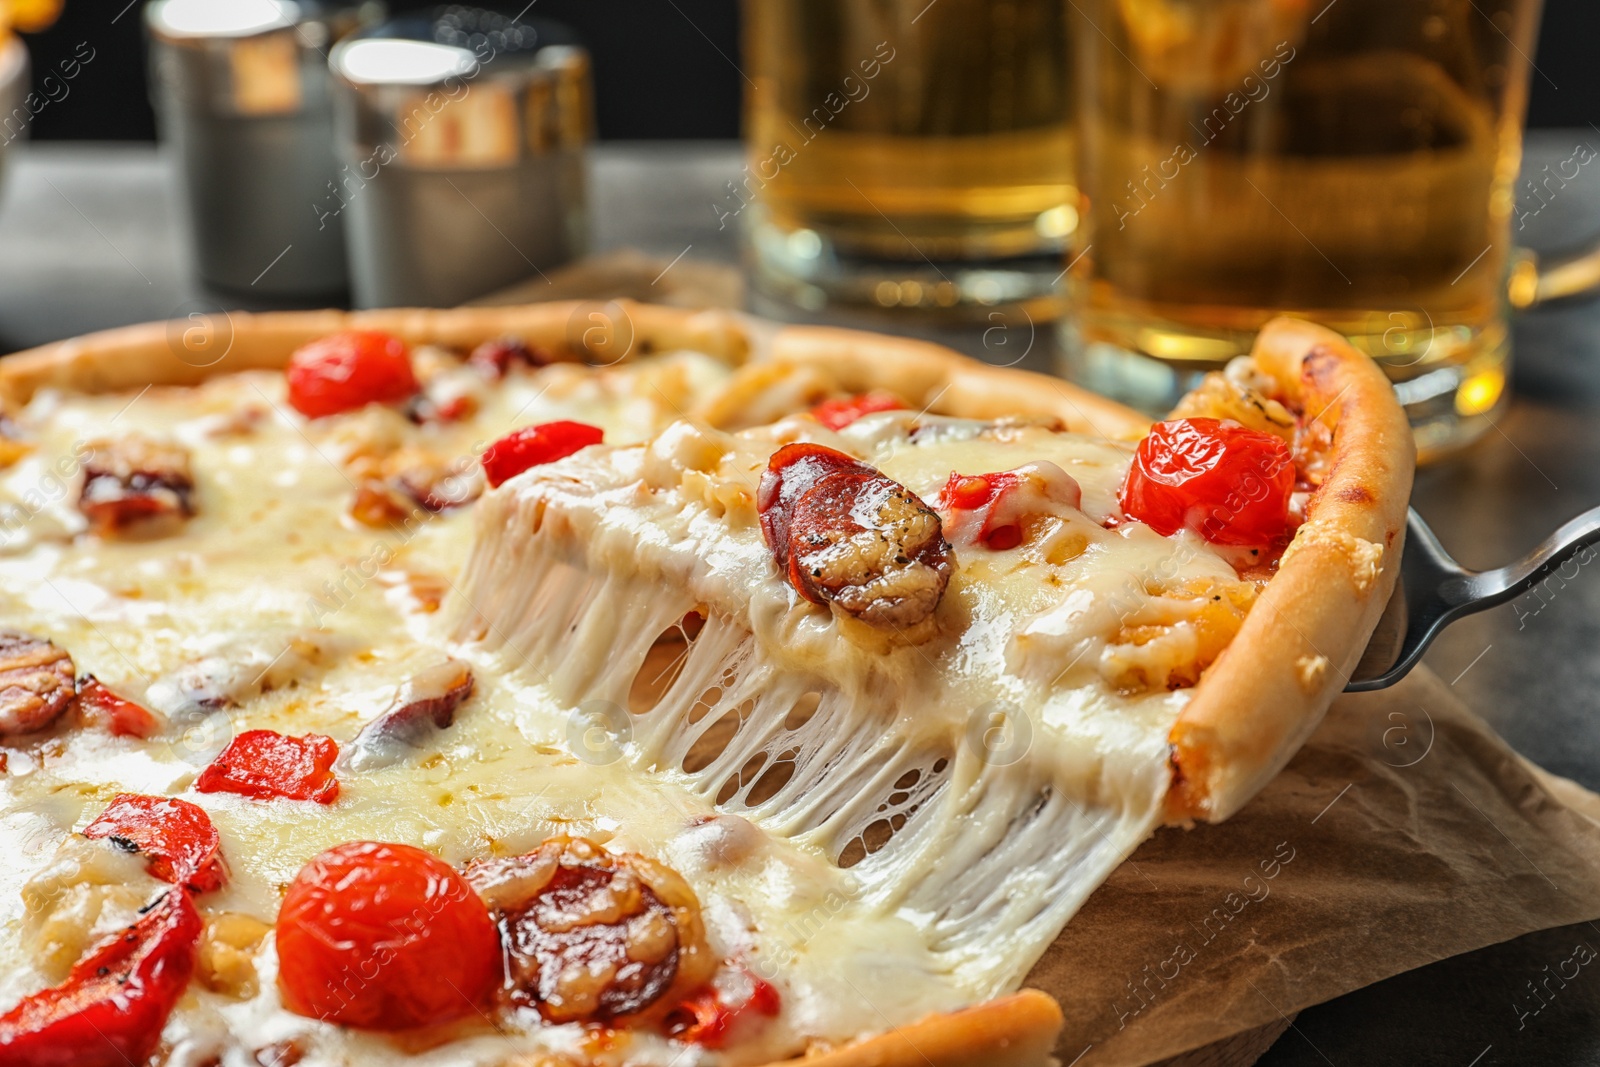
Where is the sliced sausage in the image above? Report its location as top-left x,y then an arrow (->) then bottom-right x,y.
758,443 -> 952,630
0,631 -> 76,735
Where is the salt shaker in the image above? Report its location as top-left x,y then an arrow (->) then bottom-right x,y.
328,7 -> 591,309
146,0 -> 380,298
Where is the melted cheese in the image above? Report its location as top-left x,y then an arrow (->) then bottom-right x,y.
454,414 -> 1246,1039
0,363 -> 1244,1067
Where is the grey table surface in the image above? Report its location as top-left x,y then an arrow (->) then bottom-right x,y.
3,134 -> 1600,1064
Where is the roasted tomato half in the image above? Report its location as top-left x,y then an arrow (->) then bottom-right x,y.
0,889 -> 201,1067
276,841 -> 500,1030
286,331 -> 418,418
466,836 -> 712,1025
1119,418 -> 1295,546
757,443 -> 952,630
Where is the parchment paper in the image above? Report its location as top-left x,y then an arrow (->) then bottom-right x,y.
1029,667 -> 1600,1066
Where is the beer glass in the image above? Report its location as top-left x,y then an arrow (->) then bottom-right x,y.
740,0 -> 1074,318
1063,0 -> 1592,459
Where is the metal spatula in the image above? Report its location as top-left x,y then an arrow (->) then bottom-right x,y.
1346,507 -> 1600,691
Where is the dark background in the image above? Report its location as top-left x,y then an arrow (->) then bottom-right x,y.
12,0 -> 1599,142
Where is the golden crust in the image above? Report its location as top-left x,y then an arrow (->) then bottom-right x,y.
0,306 -> 1409,1063
0,303 -> 751,409
1165,318 -> 1414,822
755,991 -> 1063,1067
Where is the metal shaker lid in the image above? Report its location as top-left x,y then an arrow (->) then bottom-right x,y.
146,0 -> 380,117
329,6 -> 592,169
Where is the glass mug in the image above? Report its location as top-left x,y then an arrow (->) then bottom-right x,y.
740,0 -> 1075,319
1062,0 -> 1596,460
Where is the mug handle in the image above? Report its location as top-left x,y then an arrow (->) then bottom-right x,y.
1509,244 -> 1600,308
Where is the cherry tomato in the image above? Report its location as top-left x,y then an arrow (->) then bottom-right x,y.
0,889 -> 201,1067
276,841 -> 500,1030
809,392 -> 906,431
664,972 -> 781,1048
82,794 -> 226,893
482,420 -> 604,488
286,331 -> 417,418
77,676 -> 161,739
1119,418 -> 1294,546
194,730 -> 339,804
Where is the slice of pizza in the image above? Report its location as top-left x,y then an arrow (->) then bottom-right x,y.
0,306 -> 1409,1067
452,315 -> 1410,1047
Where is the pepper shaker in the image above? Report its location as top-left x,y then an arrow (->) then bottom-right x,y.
146,0 -> 382,299
328,7 -> 592,309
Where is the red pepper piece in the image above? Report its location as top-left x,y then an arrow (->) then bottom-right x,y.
482,420 -> 604,488
286,331 -> 417,419
809,392 -> 906,431
77,675 -> 161,739
83,793 -> 227,894
1119,418 -> 1295,546
0,889 -> 201,1067
194,729 -> 340,804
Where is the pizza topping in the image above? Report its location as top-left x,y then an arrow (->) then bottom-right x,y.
349,449 -> 482,527
78,434 -> 195,537
0,631 -> 76,735
286,330 -> 418,419
663,967 -> 781,1048
19,838 -> 164,981
483,421 -> 605,489
145,634 -> 347,717
196,911 -> 271,1000
76,675 -> 161,739
810,392 -> 907,430
194,730 -> 340,804
466,836 -> 711,1024
1170,366 -> 1296,443
344,660 -> 474,771
1119,418 -> 1295,547
468,336 -> 553,379
406,347 -> 488,424
0,888 -> 201,1067
277,841 -> 500,1030
82,794 -> 227,894
937,461 -> 1083,551
758,443 -> 953,630
1101,577 -> 1258,693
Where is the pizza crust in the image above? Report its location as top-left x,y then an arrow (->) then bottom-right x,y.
750,991 -> 1063,1067
0,306 -> 1410,1065
1164,318 -> 1414,822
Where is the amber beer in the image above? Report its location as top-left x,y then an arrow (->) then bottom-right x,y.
741,0 -> 1074,313
1065,0 -> 1543,458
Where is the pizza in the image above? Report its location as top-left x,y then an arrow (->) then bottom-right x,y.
0,304 -> 1411,1066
